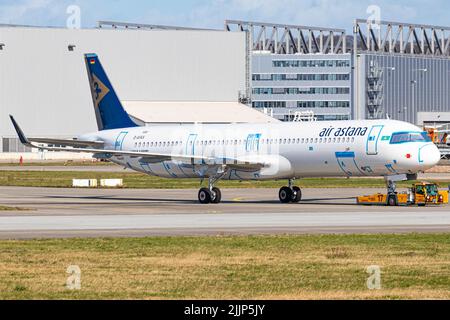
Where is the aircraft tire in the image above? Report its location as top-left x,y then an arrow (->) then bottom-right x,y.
279,187 -> 293,203
292,186 -> 302,203
198,188 -> 212,204
211,187 -> 222,204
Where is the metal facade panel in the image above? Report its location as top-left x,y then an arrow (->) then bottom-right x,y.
360,53 -> 450,124
0,27 -> 246,137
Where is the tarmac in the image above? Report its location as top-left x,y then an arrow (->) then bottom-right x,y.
0,186 -> 449,239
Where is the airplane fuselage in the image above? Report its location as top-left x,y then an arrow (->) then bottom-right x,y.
80,119 -> 441,181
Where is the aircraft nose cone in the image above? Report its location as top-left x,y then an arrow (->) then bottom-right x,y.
421,144 -> 441,168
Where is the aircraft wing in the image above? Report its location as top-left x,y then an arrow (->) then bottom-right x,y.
26,137 -> 105,148
10,115 -> 211,163
10,115 -> 266,168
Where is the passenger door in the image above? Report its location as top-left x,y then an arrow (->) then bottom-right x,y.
186,134 -> 200,164
366,125 -> 384,155
114,131 -> 128,151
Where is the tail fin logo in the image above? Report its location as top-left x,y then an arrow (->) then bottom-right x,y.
91,74 -> 110,107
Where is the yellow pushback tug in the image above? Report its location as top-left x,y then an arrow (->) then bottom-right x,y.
357,182 -> 449,206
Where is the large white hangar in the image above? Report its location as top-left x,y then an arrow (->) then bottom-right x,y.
0,22 -> 273,156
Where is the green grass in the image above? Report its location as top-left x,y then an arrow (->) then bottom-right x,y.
0,206 -> 28,211
0,234 -> 449,300
0,170 -> 449,189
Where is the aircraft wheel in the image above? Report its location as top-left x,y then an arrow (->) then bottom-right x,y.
292,186 -> 302,203
198,188 -> 212,204
279,187 -> 293,203
211,187 -> 222,204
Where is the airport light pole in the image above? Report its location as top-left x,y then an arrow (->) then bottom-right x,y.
410,80 -> 417,122
381,67 -> 396,119
410,68 -> 428,123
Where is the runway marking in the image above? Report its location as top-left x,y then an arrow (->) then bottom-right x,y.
232,197 -> 246,202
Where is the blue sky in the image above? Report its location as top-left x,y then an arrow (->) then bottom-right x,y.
0,0 -> 449,31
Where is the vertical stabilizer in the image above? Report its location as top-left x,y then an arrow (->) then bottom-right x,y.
84,54 -> 138,131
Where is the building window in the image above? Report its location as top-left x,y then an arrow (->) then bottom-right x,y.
297,101 -> 350,108
253,73 -> 350,81
253,87 -> 350,95
272,59 -> 350,68
252,101 -> 287,108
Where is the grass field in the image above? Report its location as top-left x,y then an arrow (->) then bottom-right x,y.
0,170 -> 449,189
0,161 -> 113,167
0,206 -> 27,211
0,234 -> 449,300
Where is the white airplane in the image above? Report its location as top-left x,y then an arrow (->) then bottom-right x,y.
10,54 -> 441,204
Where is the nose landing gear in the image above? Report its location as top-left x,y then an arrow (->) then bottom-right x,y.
279,179 -> 302,203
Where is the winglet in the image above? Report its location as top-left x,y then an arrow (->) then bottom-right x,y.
9,115 -> 31,146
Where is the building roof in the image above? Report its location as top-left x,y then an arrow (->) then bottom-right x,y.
122,101 -> 279,124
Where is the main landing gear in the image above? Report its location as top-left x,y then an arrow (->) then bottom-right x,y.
279,179 -> 302,203
198,186 -> 222,204
198,170 -> 226,204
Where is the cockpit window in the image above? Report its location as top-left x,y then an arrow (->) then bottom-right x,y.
390,132 -> 431,144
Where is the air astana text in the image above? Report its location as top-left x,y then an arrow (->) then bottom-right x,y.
319,126 -> 369,138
